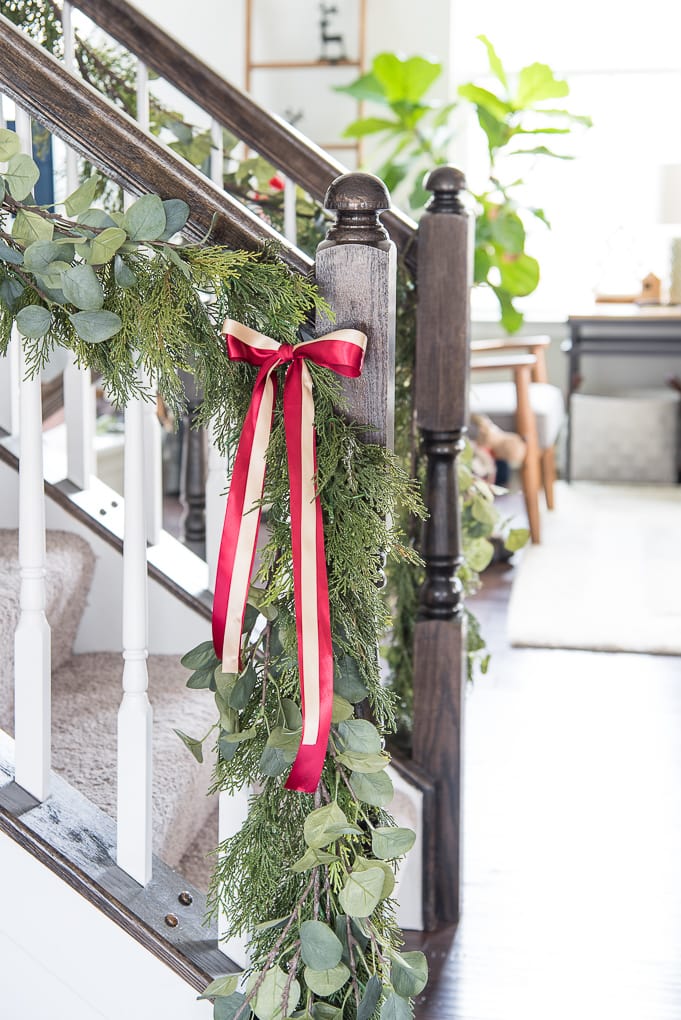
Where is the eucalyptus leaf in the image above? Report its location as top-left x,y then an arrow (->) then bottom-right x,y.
246,966 -> 300,1020
161,198 -> 190,238
222,725 -> 258,744
353,855 -> 395,900
122,193 -> 167,241
350,770 -> 394,808
0,241 -> 23,266
336,751 -> 390,774
229,665 -> 258,710
338,867 -> 384,918
334,654 -> 368,703
181,639 -> 218,670
69,309 -> 122,343
174,728 -> 203,763
62,263 -> 104,310
213,993 -> 247,1020
13,209 -> 53,245
331,695 -> 353,723
89,227 -> 127,265
77,208 -> 117,229
0,127 -> 20,160
278,698 -> 302,731
215,668 -> 237,702
291,847 -> 340,874
259,726 -> 300,777
380,994 -> 411,1020
253,915 -> 288,932
215,689 -> 238,732
303,802 -> 360,849
312,1006 -> 342,1020
113,254 -> 137,288
218,733 -> 240,762
64,174 -> 100,216
16,305 -> 52,339
164,245 -> 191,279
299,920 -> 344,971
371,826 -> 416,861
186,665 -> 215,689
303,963 -> 350,997
35,260 -> 72,291
390,951 -> 428,998
337,718 -> 382,755
357,975 -> 382,1020
0,277 -> 25,310
198,973 -> 241,999
23,240 -> 69,273
5,153 -> 40,200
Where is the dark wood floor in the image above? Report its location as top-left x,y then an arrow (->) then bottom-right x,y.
405,552 -> 681,1019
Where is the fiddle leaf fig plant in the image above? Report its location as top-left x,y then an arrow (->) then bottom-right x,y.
338,37 -> 591,332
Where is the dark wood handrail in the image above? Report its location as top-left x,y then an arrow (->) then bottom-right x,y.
68,0 -> 418,260
0,15 -> 312,275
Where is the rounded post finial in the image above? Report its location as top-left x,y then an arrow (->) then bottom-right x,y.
424,165 -> 466,214
319,172 -> 392,250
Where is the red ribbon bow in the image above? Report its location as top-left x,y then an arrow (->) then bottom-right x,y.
212,319 -> 367,793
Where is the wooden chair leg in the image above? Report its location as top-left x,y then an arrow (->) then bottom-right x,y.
541,446 -> 557,510
514,365 -> 541,543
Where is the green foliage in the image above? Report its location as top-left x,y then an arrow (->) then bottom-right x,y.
339,39 -> 590,332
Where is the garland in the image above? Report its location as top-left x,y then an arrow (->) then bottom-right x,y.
0,130 -> 427,1018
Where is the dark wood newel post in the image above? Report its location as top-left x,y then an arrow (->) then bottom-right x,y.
178,369 -> 206,554
411,166 -> 472,930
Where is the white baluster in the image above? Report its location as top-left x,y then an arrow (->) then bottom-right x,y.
283,175 -> 297,247
136,59 -> 149,133
142,380 -> 163,545
14,328 -> 51,800
0,333 -> 20,437
61,1 -> 96,489
210,119 -> 224,188
117,385 -> 153,884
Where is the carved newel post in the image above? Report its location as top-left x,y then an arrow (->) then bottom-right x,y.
411,166 -> 471,929
179,368 -> 207,553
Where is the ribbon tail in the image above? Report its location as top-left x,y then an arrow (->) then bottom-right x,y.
212,368 -> 277,671
284,360 -> 333,793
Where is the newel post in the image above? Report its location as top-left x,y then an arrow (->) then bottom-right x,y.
315,172 -> 396,447
411,166 -> 472,929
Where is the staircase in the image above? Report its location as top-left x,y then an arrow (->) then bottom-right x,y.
0,2 -> 471,1013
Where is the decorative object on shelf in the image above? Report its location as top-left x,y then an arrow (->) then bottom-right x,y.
658,163 -> 681,304
636,271 -> 662,305
319,3 -> 347,63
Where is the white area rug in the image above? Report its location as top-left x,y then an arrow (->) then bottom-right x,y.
507,482 -> 681,654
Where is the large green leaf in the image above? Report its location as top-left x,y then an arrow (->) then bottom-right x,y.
69,309 -> 122,343
505,527 -> 529,552
303,801 -> 360,849
337,718 -> 382,755
246,966 -> 300,1020
372,52 -> 441,104
5,153 -> 40,200
299,920 -> 343,970
457,83 -> 511,121
89,227 -> 127,266
515,62 -> 569,107
64,174 -> 100,216
62,263 -> 104,310
0,127 -> 20,160
259,726 -> 300,777
342,117 -> 400,139
380,994 -> 411,1020
174,728 -> 203,763
390,951 -> 428,998
122,193 -> 167,241
357,975 -> 383,1020
350,770 -> 394,807
303,963 -> 350,997
198,974 -> 241,999
181,640 -> 218,670
498,252 -> 540,297
13,209 -> 53,245
0,241 -> 24,266
339,867 -> 384,918
335,71 -> 387,104
478,35 -> 508,90
371,826 -> 416,861
334,654 -> 368,703
16,305 -> 52,339
464,536 -> 495,573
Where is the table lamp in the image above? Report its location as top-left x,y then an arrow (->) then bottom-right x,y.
658,163 -> 681,304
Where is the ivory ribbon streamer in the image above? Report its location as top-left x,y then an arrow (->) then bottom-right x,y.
212,318 -> 367,793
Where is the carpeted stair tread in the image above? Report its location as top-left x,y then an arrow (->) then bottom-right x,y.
50,652 -> 218,867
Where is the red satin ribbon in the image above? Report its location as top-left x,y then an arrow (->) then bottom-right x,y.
212,319 -> 367,793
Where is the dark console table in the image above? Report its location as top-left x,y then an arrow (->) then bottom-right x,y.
563,305 -> 681,480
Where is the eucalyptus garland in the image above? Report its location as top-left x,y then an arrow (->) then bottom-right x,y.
0,128 -> 427,1018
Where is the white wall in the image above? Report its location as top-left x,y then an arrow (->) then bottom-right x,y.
0,831 -> 212,1019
